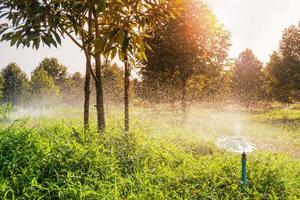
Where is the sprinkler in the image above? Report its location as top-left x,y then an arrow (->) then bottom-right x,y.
241,152 -> 246,192
215,137 -> 254,193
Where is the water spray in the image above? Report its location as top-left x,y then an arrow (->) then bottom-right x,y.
241,152 -> 246,192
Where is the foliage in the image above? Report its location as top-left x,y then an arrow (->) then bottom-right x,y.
142,0 -> 230,105
34,57 -> 68,86
187,70 -> 233,102
264,22 -> 300,102
0,103 -> 11,122
60,72 -> 84,106
232,49 -> 264,105
0,0 -> 178,58
103,64 -> 124,104
0,0 -> 62,49
30,68 -> 60,108
0,113 -> 298,199
1,63 -> 29,106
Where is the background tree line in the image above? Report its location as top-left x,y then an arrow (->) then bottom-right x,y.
1,14 -> 299,112
1,17 -> 299,111
136,20 -> 300,107
0,57 -> 124,109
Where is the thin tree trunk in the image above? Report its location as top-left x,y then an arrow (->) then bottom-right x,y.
181,78 -> 187,125
94,54 -> 105,131
83,55 -> 91,130
124,51 -> 130,132
83,10 -> 93,130
92,10 -> 105,132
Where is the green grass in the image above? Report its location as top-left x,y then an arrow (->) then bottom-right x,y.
0,104 -> 299,199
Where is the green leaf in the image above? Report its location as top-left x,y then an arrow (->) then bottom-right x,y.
98,0 -> 106,12
66,14 -> 78,34
33,37 -> 41,49
0,27 -> 8,35
10,36 -> 18,46
118,49 -> 124,61
139,37 -> 147,61
111,47 -> 117,60
16,38 -> 23,48
41,36 -> 51,47
53,31 -> 61,45
116,30 -> 125,45
48,35 -> 57,48
0,13 -> 9,19
141,51 -> 148,61
145,42 -> 153,51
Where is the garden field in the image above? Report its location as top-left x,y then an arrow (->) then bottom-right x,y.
1,0 -> 299,199
0,103 -> 299,199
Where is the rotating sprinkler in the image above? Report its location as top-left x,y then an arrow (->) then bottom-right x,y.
216,137 -> 255,192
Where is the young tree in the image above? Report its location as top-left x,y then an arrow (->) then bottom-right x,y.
1,63 -> 29,106
142,0 -> 230,121
103,64 -> 123,104
34,57 -> 68,86
60,72 -> 84,106
264,22 -> 300,102
92,0 -> 178,132
30,68 -> 60,108
232,49 -> 264,105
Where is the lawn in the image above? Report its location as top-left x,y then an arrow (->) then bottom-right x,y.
0,103 -> 299,199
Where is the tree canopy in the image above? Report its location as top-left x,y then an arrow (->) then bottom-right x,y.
34,57 -> 68,86
264,22 -> 300,102
1,63 -> 29,106
232,49 -> 264,105
30,67 -> 60,108
142,0 -> 230,112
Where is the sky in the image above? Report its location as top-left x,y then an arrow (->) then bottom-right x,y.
0,0 -> 300,76
205,0 -> 300,62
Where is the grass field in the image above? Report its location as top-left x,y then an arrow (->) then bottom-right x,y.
0,103 -> 299,199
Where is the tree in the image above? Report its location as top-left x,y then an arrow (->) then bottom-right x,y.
232,49 -> 264,105
30,68 -> 60,108
1,63 -> 29,106
34,57 -> 68,86
264,22 -> 300,102
142,0 -> 230,121
60,72 -> 84,106
187,69 -> 233,103
97,0 -> 178,132
103,64 -> 123,104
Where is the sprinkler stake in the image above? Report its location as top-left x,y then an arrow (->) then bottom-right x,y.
241,152 -> 247,192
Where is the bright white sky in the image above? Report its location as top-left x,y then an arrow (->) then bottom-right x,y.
205,0 -> 300,62
0,0 -> 300,76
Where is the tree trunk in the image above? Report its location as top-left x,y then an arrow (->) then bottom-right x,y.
181,78 -> 187,125
94,54 -> 105,132
124,52 -> 130,132
83,55 -> 91,130
83,9 -> 93,130
93,10 -> 105,132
